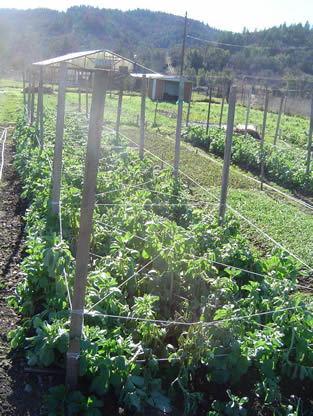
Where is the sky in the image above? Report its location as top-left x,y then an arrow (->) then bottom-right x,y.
2,0 -> 313,33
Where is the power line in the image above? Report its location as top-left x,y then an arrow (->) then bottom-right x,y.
187,34 -> 313,52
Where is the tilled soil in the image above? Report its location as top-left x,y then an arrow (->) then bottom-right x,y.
0,130 -> 56,415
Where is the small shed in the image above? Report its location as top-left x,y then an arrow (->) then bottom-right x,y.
132,73 -> 192,103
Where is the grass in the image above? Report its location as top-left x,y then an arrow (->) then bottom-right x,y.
0,80 -> 23,125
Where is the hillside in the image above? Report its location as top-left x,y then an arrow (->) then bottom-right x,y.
0,6 -> 220,74
0,6 -> 312,87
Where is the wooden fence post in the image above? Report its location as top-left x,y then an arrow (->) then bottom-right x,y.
27,70 -> 31,121
153,100 -> 159,126
218,86 -> 237,224
186,100 -> 191,127
219,90 -> 225,128
306,95 -> 313,175
78,72 -> 81,113
22,71 -> 26,109
30,73 -> 35,125
174,76 -> 185,180
51,62 -> 67,215
86,83 -> 89,119
206,87 -> 212,135
260,90 -> 269,190
274,95 -> 284,145
116,77 -> 124,141
244,88 -> 252,137
139,75 -> 147,159
38,67 -> 44,147
66,69 -> 108,388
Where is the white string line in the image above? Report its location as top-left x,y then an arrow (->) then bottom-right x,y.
95,202 -> 216,207
130,185 -> 219,205
106,127 -> 313,272
93,218 -> 313,293
182,254 -> 313,293
88,252 -> 163,311
96,178 -> 155,196
85,305 -> 306,327
94,219 -> 149,243
0,128 -> 8,181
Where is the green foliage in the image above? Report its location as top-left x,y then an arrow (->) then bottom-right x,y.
44,385 -> 103,416
11,111 -> 313,415
185,125 -> 313,194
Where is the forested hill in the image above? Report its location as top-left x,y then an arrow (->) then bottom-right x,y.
0,6 -> 220,73
0,6 -> 312,84
184,23 -> 313,86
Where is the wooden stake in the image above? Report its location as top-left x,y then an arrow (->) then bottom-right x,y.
206,87 -> 212,135
86,87 -> 89,119
186,100 -> 191,127
22,71 -> 26,109
218,86 -> 237,224
306,95 -> 313,175
78,72 -> 81,113
274,95 -> 284,145
139,75 -> 146,159
219,91 -> 225,128
153,100 -> 159,126
260,90 -> 269,190
116,78 -> 124,141
38,67 -> 44,147
174,77 -> 184,180
66,70 -> 108,388
27,70 -> 31,121
51,62 -> 67,215
244,88 -> 252,137
30,73 -> 35,125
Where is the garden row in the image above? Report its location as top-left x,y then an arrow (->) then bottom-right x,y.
185,126 -> 313,196
9,111 -> 313,415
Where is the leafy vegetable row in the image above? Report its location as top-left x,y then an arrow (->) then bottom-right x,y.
9,112 -> 313,415
185,126 -> 313,195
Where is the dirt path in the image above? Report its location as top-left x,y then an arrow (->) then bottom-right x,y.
0,129 -> 54,415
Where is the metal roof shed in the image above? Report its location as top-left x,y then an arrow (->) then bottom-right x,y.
33,49 -> 155,74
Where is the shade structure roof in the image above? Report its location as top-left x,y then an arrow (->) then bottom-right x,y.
33,49 -> 155,74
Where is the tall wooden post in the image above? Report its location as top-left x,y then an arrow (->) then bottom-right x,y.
22,71 -> 26,109
260,90 -> 269,190
78,72 -> 81,113
218,86 -> 237,224
27,70 -> 31,121
306,95 -> 313,175
219,91 -> 225,128
66,70 -> 108,388
86,83 -> 89,119
116,78 -> 124,141
174,77 -> 184,179
139,75 -> 147,159
153,100 -> 159,126
38,67 -> 44,147
51,62 -> 67,215
274,95 -> 284,145
206,87 -> 212,135
244,88 -> 252,137
186,100 -> 191,127
30,74 -> 35,125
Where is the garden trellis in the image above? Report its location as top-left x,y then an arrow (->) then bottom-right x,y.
15,39 -> 313,412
